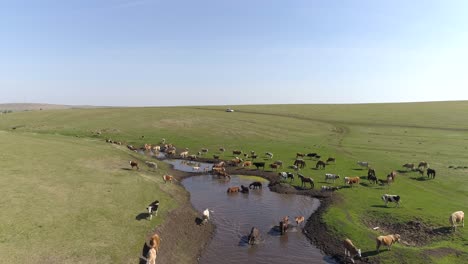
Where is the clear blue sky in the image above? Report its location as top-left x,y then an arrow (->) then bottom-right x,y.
1,0 -> 467,106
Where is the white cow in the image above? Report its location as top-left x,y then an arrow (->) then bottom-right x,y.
357,161 -> 369,168
202,208 -> 211,224
325,173 -> 340,183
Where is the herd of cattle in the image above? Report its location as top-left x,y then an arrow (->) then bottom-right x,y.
109,139 -> 465,263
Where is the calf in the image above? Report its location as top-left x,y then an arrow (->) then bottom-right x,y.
382,194 -> 401,207
295,216 -> 305,225
376,234 -> 400,252
162,174 -> 174,183
242,161 -> 252,167
130,160 -> 139,170
296,153 -> 305,159
343,238 -> 361,263
147,200 -> 160,220
325,173 -> 340,183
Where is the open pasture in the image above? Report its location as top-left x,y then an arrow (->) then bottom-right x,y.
1,101 -> 467,263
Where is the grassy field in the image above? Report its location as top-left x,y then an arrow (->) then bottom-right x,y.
1,101 -> 467,263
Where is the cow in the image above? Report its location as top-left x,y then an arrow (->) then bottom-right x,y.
296,153 -> 305,159
418,161 -> 429,169
402,163 -> 415,170
188,154 -> 197,160
249,181 -> 262,189
294,159 -> 306,168
229,157 -> 243,166
152,145 -> 161,152
273,160 -> 283,167
219,147 -> 225,152
130,160 -> 139,170
212,167 -> 226,174
316,160 -> 326,169
357,161 -> 369,168
278,172 -> 294,182
298,174 -> 314,188
376,234 -> 400,252
146,234 -> 161,264
295,216 -> 305,226
368,168 -> 376,177
321,186 -> 340,192
240,185 -> 249,193
382,194 -> 401,207
227,186 -> 240,193
343,238 -> 361,264
251,154 -> 258,160
367,174 -> 378,184
201,148 -> 208,154
269,163 -> 281,171
179,151 -> 189,158
449,211 -> 464,231
427,168 -> 436,179
202,208 -> 210,224
326,157 -> 336,164
306,153 -> 317,159
242,161 -> 252,167
345,176 -> 360,186
265,152 -> 274,159
213,161 -> 225,168
387,171 -> 397,183
232,150 -> 242,155
145,161 -> 158,170
253,162 -> 265,170
193,166 -> 200,172
279,216 -> 289,235
325,173 -> 340,183
162,174 -> 174,183
213,154 -> 220,160
248,227 -> 260,245
147,200 -> 159,220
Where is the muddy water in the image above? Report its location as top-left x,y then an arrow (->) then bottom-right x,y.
164,160 -> 333,264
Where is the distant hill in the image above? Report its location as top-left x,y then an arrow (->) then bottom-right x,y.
0,103 -> 104,112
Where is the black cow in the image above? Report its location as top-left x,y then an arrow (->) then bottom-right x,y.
253,162 -> 265,170
427,168 -> 436,179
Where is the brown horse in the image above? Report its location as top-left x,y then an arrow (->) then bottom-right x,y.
298,174 -> 314,188
316,160 -> 326,169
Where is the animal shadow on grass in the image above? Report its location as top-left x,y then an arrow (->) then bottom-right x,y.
121,168 -> 133,171
371,205 -> 390,208
360,182 -> 370,187
361,250 -> 379,258
396,170 -> 410,174
352,168 -> 364,171
135,212 -> 150,221
410,176 -> 428,181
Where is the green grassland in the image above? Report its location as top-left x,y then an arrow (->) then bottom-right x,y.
1,101 -> 467,263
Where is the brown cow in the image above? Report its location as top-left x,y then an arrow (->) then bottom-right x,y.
296,152 -> 305,159
242,161 -> 252,167
326,157 -> 336,164
130,161 -> 139,170
227,186 -> 240,193
316,160 -> 326,169
418,161 -> 429,169
269,163 -> 280,171
295,216 -> 305,226
146,233 -> 161,264
345,176 -> 360,186
162,174 -> 174,183
376,234 -> 400,252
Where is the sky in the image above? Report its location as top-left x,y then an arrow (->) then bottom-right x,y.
1,0 -> 468,106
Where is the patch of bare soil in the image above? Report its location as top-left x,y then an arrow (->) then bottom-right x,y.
424,247 -> 466,258
362,217 -> 451,247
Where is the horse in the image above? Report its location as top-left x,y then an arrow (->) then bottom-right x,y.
240,185 -> 249,193
298,174 -> 314,189
294,159 -> 306,169
326,157 -> 336,164
130,160 -> 139,170
146,234 -> 161,264
316,160 -> 326,169
249,181 -> 262,189
279,216 -> 289,235
248,227 -> 260,245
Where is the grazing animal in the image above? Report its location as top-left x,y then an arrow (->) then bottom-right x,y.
127,145 -> 137,151
253,162 -> 265,170
242,161 -> 252,167
193,166 -> 200,171
147,200 -> 160,220
416,167 -> 425,176
146,234 -> 161,264
382,194 -> 401,207
201,148 -> 208,154
378,178 -> 391,185
345,176 -> 360,186
273,160 -> 283,167
306,153 -> 317,158
279,216 -> 289,235
152,145 -> 161,152
162,174 -> 174,183
232,150 -> 242,155
402,163 -> 415,170
213,154 -> 220,160
296,153 -> 305,159
321,185 -> 340,192
248,227 -> 260,245
368,174 -> 378,184
325,173 -> 340,183
295,216 -> 305,226
316,160 -> 326,169
251,154 -> 258,160
145,161 -> 158,170
217,171 -> 231,179
418,161 -> 429,169
212,167 -> 226,174
368,168 -> 376,177
343,238 -> 361,264
269,163 -> 281,171
278,172 -> 294,182
213,161 -> 225,168
240,185 -> 249,193
298,174 -> 314,188
315,155 -> 321,160
202,208 -> 210,224
249,181 -> 263,189
449,211 -> 464,231
326,157 -> 336,164
376,234 -> 400,252
294,159 -> 306,168
188,154 -> 197,160
227,186 -> 240,193
427,168 -> 436,179
179,151 -> 189,158
219,147 -> 225,152
130,160 -> 139,170
265,152 -> 274,159
357,161 -> 369,168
